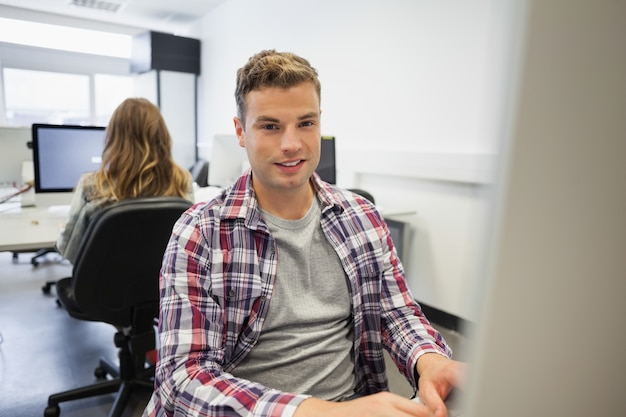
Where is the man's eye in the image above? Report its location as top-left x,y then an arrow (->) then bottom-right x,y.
262,124 -> 278,130
300,121 -> 315,127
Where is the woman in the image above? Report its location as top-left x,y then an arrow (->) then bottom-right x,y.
56,97 -> 193,263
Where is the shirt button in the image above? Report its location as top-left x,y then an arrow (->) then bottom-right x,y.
228,289 -> 236,297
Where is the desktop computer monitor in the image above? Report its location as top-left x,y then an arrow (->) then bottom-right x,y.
316,135 -> 336,184
207,134 -> 335,188
208,134 -> 249,188
385,218 -> 407,262
31,123 -> 106,207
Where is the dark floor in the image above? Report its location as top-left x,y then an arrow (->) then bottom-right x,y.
0,251 -> 467,417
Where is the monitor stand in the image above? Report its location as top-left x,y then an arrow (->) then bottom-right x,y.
20,186 -> 36,207
20,160 -> 35,207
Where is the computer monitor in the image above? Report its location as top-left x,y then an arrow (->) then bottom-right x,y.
207,134 -> 335,188
385,218 -> 407,262
316,135 -> 336,184
207,134 -> 249,188
31,123 -> 106,206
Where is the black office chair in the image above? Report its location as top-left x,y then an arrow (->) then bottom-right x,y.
189,158 -> 209,187
12,246 -> 57,266
44,197 -> 192,417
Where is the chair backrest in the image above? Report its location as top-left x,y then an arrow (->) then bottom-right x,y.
189,159 -> 209,187
71,197 -> 192,328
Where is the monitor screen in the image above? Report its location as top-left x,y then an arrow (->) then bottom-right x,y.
316,135 -> 336,184
32,123 -> 106,193
385,218 -> 407,262
208,134 -> 249,187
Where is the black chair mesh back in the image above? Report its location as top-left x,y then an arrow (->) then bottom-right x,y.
71,197 -> 192,328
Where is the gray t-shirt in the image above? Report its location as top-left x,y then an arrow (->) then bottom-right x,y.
231,197 -> 356,400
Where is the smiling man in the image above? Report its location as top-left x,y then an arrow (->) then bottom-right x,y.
234,76 -> 321,219
143,49 -> 465,417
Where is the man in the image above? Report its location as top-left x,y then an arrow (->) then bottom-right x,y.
143,49 -> 464,417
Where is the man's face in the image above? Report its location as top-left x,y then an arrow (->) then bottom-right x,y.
234,82 -> 321,201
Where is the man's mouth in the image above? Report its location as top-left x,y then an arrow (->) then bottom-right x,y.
279,160 -> 302,167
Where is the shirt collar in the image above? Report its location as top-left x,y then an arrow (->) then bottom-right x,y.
220,170 -> 346,227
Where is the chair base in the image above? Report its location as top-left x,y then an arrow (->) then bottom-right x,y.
44,356 -> 154,417
44,331 -> 155,417
42,280 -> 56,295
44,379 -> 153,417
12,247 -> 57,267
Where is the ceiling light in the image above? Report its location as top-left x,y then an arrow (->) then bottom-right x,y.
69,0 -> 124,13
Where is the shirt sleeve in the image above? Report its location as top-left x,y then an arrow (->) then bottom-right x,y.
55,174 -> 91,263
377,214 -> 453,388
151,209 -> 309,417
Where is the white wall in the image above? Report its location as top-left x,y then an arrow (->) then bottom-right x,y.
135,70 -> 198,170
192,0 -> 519,321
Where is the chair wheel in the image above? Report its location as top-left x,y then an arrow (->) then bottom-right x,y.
42,283 -> 52,294
44,404 -> 60,417
94,366 -> 107,379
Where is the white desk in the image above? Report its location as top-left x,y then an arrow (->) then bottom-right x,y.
2,186 -> 401,253
0,203 -> 68,252
0,186 -> 222,253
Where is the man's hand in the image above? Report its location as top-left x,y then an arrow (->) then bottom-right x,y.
415,353 -> 466,417
293,354 -> 466,417
294,392 -> 433,417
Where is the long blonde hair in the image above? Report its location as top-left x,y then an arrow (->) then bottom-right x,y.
93,97 -> 190,201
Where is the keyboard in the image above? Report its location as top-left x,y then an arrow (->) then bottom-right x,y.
412,388 -> 463,417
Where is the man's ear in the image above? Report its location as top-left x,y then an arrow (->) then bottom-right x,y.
233,117 -> 245,147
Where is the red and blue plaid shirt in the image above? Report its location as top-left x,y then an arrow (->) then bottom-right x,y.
143,171 -> 451,417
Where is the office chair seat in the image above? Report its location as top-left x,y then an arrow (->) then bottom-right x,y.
54,277 -> 91,321
189,158 -> 209,187
44,197 -> 192,417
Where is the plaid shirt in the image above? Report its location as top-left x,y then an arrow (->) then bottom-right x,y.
143,171 -> 452,417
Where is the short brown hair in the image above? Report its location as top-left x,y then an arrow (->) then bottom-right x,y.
235,49 -> 321,125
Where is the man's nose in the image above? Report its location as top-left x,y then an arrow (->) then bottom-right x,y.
280,127 -> 302,152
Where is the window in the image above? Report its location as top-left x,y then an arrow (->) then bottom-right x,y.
0,17 -> 134,127
3,68 -> 90,126
94,74 -> 135,125
3,69 -> 135,127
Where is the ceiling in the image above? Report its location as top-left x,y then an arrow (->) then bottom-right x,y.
0,0 -> 228,34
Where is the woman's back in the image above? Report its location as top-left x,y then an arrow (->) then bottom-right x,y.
56,97 -> 193,263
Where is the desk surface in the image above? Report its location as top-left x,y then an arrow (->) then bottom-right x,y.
0,186 -> 223,254
0,203 -> 68,252
0,186 -> 407,253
